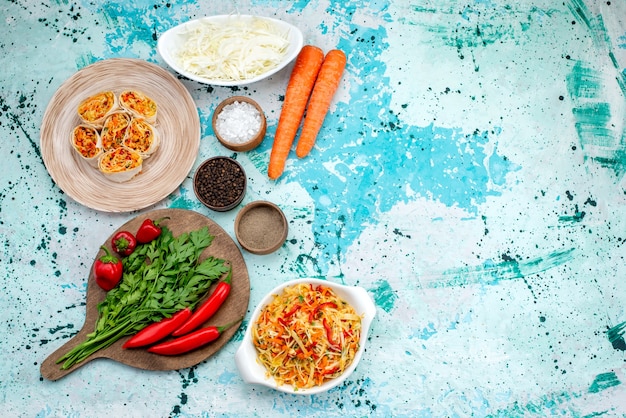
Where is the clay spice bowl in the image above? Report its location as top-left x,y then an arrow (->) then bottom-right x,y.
212,96 -> 267,152
194,156 -> 247,212
234,201 -> 288,255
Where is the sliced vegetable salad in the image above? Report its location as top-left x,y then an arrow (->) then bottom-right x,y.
252,282 -> 362,390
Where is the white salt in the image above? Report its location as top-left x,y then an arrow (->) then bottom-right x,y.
215,101 -> 262,144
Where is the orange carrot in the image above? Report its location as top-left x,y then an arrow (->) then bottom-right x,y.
295,49 -> 346,159
268,45 -> 324,180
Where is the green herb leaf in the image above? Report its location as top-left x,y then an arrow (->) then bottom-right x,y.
57,225 -> 230,369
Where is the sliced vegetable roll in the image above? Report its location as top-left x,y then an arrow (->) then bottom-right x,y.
98,147 -> 143,183
77,91 -> 118,128
123,118 -> 160,158
70,124 -> 102,167
101,111 -> 131,151
119,90 -> 158,123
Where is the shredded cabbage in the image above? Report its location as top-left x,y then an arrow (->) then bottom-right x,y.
176,17 -> 291,82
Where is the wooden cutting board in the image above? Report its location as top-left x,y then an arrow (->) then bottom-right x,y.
40,208 -> 250,380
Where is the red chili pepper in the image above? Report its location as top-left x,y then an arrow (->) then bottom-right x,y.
122,308 -> 192,349
135,217 -> 170,244
309,301 -> 337,322
172,270 -> 232,337
323,317 -> 341,351
111,230 -> 137,256
315,301 -> 337,317
147,317 -> 242,356
323,366 -> 339,376
308,342 -> 319,359
283,303 -> 300,318
93,246 -> 123,291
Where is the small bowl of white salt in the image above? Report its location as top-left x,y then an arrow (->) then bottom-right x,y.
212,96 -> 266,152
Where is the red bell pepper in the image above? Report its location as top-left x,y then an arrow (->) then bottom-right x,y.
323,317 -> 341,351
111,230 -> 137,256
172,270 -> 232,337
136,217 -> 170,244
93,246 -> 123,291
283,303 -> 300,319
308,301 -> 337,322
147,317 -> 242,356
123,308 -> 192,349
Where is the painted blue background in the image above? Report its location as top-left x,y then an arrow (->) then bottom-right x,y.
1,0 -> 625,416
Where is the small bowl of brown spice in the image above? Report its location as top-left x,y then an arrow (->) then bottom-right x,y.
234,201 -> 288,255
194,156 -> 246,212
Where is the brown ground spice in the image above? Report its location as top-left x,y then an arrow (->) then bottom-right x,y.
238,206 -> 284,249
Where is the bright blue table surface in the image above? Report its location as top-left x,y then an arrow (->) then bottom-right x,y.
2,1 -> 626,417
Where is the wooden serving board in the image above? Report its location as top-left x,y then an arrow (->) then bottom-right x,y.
40,208 -> 250,381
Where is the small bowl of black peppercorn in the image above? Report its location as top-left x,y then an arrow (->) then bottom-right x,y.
193,156 -> 247,212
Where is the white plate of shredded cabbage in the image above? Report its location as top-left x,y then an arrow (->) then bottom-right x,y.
157,15 -> 303,86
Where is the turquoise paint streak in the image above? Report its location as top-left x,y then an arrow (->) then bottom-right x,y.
571,103 -> 615,147
287,0 -> 313,12
607,321 -> 626,349
489,141 -> 516,186
567,60 -> 626,173
565,2 -> 626,178
567,1 -> 626,97
76,53 -> 97,69
589,372 -> 621,394
567,0 -> 612,52
566,61 -> 603,99
487,391 -> 579,417
168,188 -> 197,210
217,370 -> 239,385
84,2 -> 189,60
406,4 -> 559,50
428,248 -> 575,288
415,322 -> 437,340
369,279 -> 396,313
558,208 -> 586,223
100,3 -> 160,56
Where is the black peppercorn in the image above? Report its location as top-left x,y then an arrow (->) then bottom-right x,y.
194,157 -> 246,211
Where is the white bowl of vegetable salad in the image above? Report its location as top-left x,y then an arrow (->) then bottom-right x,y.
157,14 -> 304,86
235,278 -> 376,394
